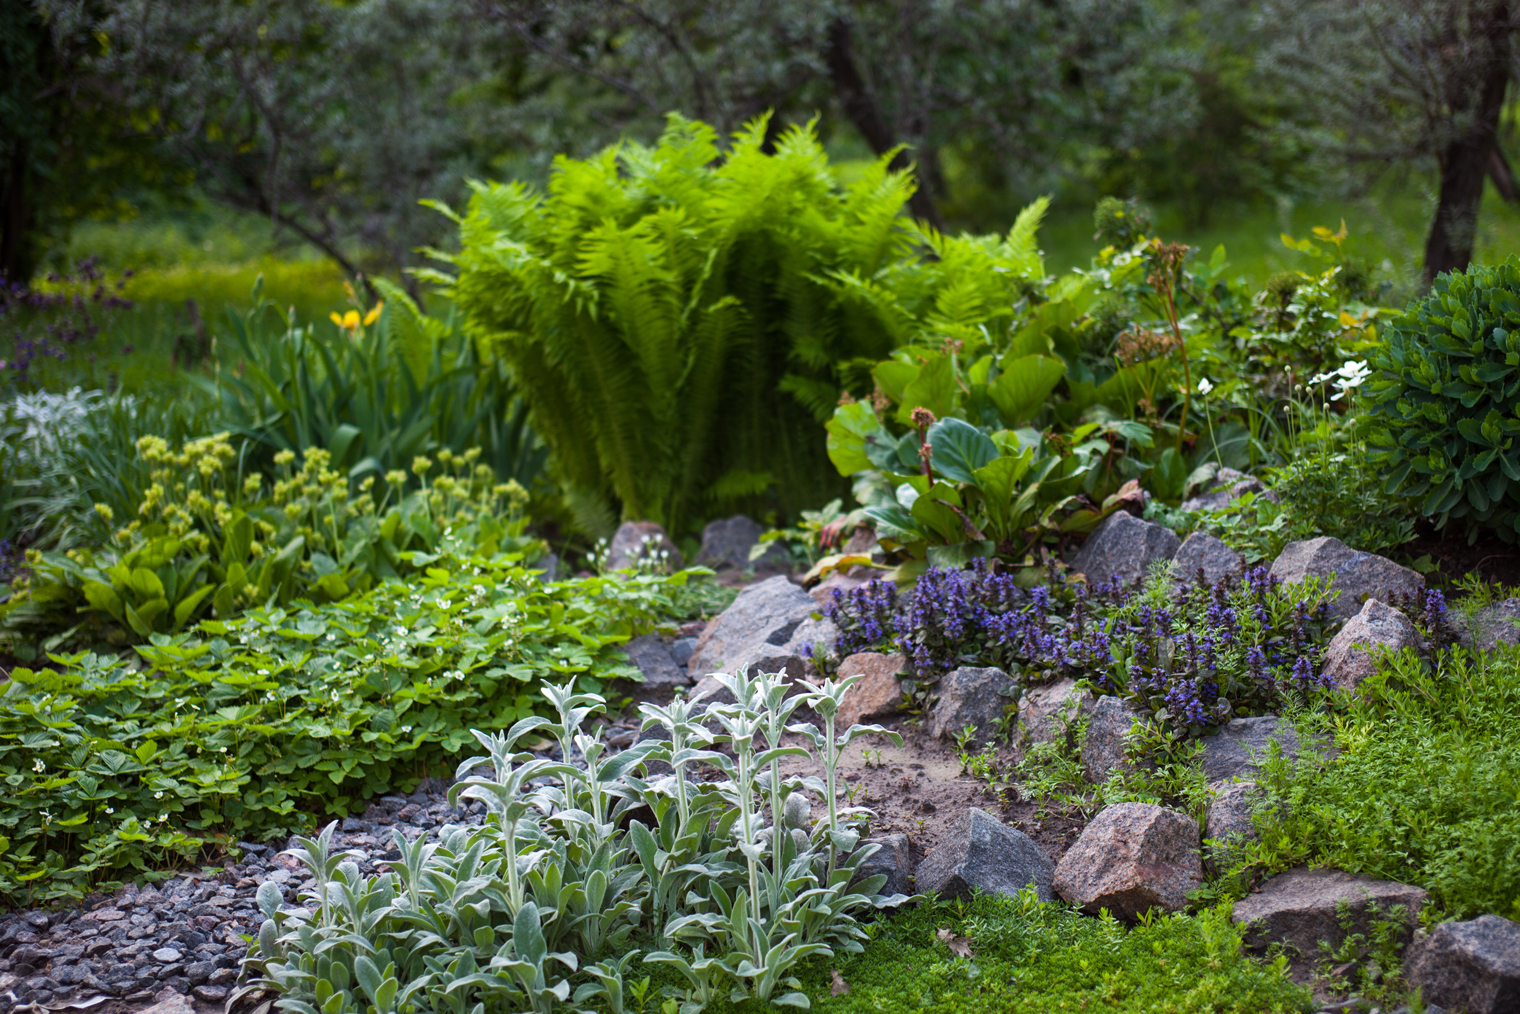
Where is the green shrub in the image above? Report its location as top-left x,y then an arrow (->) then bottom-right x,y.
2,432 -> 541,646
1236,645 -> 1520,921
436,114 -> 945,535
0,556 -> 703,903
1369,255 -> 1520,540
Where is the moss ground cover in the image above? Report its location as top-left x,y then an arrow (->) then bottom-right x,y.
0,556 -> 706,904
685,892 -> 1311,1014
1234,644 -> 1520,921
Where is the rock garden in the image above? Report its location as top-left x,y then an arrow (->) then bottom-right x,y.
5,115 -> 1520,1014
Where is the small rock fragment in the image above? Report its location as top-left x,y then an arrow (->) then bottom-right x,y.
619,634 -> 690,687
1453,598 -> 1520,652
850,833 -> 914,898
1081,695 -> 1153,784
606,520 -> 683,572
1018,677 -> 1091,749
1230,867 -> 1427,967
834,653 -> 906,728
1171,531 -> 1245,588
926,667 -> 1017,745
1199,716 -> 1301,782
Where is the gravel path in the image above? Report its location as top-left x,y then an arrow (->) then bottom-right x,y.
0,784 -> 488,1013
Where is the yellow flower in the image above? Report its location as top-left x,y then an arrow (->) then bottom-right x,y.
330,310 -> 361,331
94,503 -> 114,523
274,450 -> 296,467
363,302 -> 383,326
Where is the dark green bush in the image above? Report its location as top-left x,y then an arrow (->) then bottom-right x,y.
1369,255 -> 1520,539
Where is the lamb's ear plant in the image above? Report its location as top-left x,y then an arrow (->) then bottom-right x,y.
792,673 -> 904,875
247,666 -> 908,1014
446,720 -> 576,914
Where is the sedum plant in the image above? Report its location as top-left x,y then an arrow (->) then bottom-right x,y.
245,674 -> 904,1014
1368,255 -> 1520,539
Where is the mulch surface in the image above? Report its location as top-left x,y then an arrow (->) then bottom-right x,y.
1399,521 -> 1520,591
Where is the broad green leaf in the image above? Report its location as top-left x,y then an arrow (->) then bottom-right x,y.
989,354 -> 1065,427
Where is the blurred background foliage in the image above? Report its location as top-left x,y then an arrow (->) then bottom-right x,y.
5,0 -> 1520,551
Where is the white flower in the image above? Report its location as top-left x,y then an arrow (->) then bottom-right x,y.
256,669 -> 269,676
153,791 -> 164,799
105,807 -> 114,814
33,759 -> 45,773
1330,359 -> 1371,401
1198,377 -> 1214,396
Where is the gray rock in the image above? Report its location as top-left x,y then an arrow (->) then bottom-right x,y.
687,575 -> 819,678
1171,532 -> 1245,588
926,667 -> 1016,745
1405,914 -> 1520,1014
1204,780 -> 1262,861
851,833 -> 914,898
1069,512 -> 1181,587
619,634 -> 689,687
1320,598 -> 1422,690
1081,695 -> 1154,784
533,552 -> 559,583
1269,537 -> 1424,620
1180,474 -> 1271,514
606,521 -> 684,573
1199,716 -> 1301,782
669,636 -> 698,667
1452,598 -> 1520,652
697,514 -> 780,569
1018,677 -> 1092,749
1052,803 -> 1203,918
915,807 -> 1055,902
1231,867 -> 1428,966
151,948 -> 183,964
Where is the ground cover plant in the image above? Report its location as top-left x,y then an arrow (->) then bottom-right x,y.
243,669 -> 906,1014
1231,642 -> 1520,922
704,890 -> 1312,1014
821,561 -> 1390,739
0,557 -> 707,904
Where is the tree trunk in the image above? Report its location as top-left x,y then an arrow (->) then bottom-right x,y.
824,18 -> 944,231
1423,6 -> 1513,284
1490,145 -> 1518,203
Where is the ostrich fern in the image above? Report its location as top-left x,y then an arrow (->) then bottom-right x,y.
427,113 -> 1047,535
